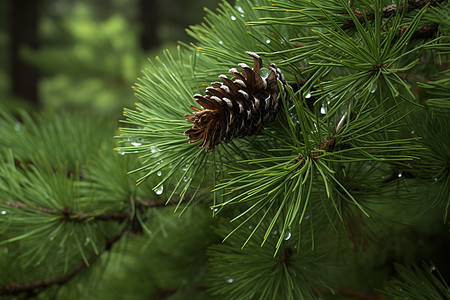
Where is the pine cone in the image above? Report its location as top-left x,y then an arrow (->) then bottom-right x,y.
184,51 -> 288,152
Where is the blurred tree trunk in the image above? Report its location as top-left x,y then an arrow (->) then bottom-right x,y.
9,0 -> 40,106
139,0 -> 160,50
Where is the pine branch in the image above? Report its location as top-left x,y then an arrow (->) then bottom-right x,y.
0,196 -> 187,297
4,197 -> 184,223
0,226 -> 127,297
338,288 -> 387,300
153,283 -> 208,300
341,0 -> 442,30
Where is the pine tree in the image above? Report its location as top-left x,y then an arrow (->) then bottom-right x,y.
1,0 -> 450,299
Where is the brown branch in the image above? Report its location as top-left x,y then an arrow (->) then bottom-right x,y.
4,196 -> 187,223
341,0 -> 440,30
152,283 -> 208,300
338,288 -> 387,300
0,195 -> 196,296
0,226 -> 127,296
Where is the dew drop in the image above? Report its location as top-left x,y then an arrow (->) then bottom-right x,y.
150,146 -> 160,153
219,40 -> 223,45
305,215 -> 310,219
1,211 -> 6,215
226,278 -> 234,283
397,172 -> 403,178
182,176 -> 188,182
157,171 -> 162,177
236,6 -> 244,14
14,122 -> 21,131
429,265 -> 436,272
50,237 -> 54,241
155,185 -> 164,195
117,149 -> 125,155
265,39 -> 271,44
284,231 -> 291,240
131,141 -> 142,146
370,83 -> 378,93
231,15 -> 237,20
259,67 -> 270,79
410,130 -> 415,134
182,165 -> 188,172
305,92 -> 311,99
320,102 -> 328,114
433,177 -> 438,181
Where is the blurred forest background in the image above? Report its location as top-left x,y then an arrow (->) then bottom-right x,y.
0,0 -> 231,116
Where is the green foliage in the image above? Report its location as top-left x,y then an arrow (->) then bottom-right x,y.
116,0 -> 450,298
208,222 -> 336,300
382,263 -> 450,300
1,0 -> 450,299
22,3 -> 144,115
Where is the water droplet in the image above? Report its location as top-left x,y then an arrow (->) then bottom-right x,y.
150,146 -> 160,153
429,265 -> 436,272
14,122 -> 21,131
265,39 -> 271,44
305,215 -> 310,219
1,211 -> 6,215
182,176 -> 188,182
157,171 -> 162,176
236,6 -> 244,14
272,230 -> 278,235
131,141 -> 142,146
50,237 -> 54,241
259,67 -> 270,79
116,149 -> 126,155
410,130 -> 415,134
226,278 -> 234,283
397,172 -> 403,178
155,185 -> 164,195
85,237 -> 90,243
214,208 -> 218,212
248,225 -> 253,229
370,83 -> 378,93
320,102 -> 328,114
305,92 -> 311,99
230,15 -> 236,20
433,177 -> 438,181
219,40 -> 223,45
284,231 -> 291,240
182,165 -> 188,172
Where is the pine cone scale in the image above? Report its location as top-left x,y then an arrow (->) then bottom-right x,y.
184,51 -> 288,152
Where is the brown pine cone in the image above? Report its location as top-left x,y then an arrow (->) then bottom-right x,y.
184,51 -> 288,152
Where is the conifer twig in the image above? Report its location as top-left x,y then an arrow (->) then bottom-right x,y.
338,288 -> 387,300
0,197 -> 188,296
0,226 -> 127,296
341,0 -> 441,30
4,197 -> 184,223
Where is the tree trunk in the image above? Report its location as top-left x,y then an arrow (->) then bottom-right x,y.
9,0 -> 40,106
138,0 -> 160,51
